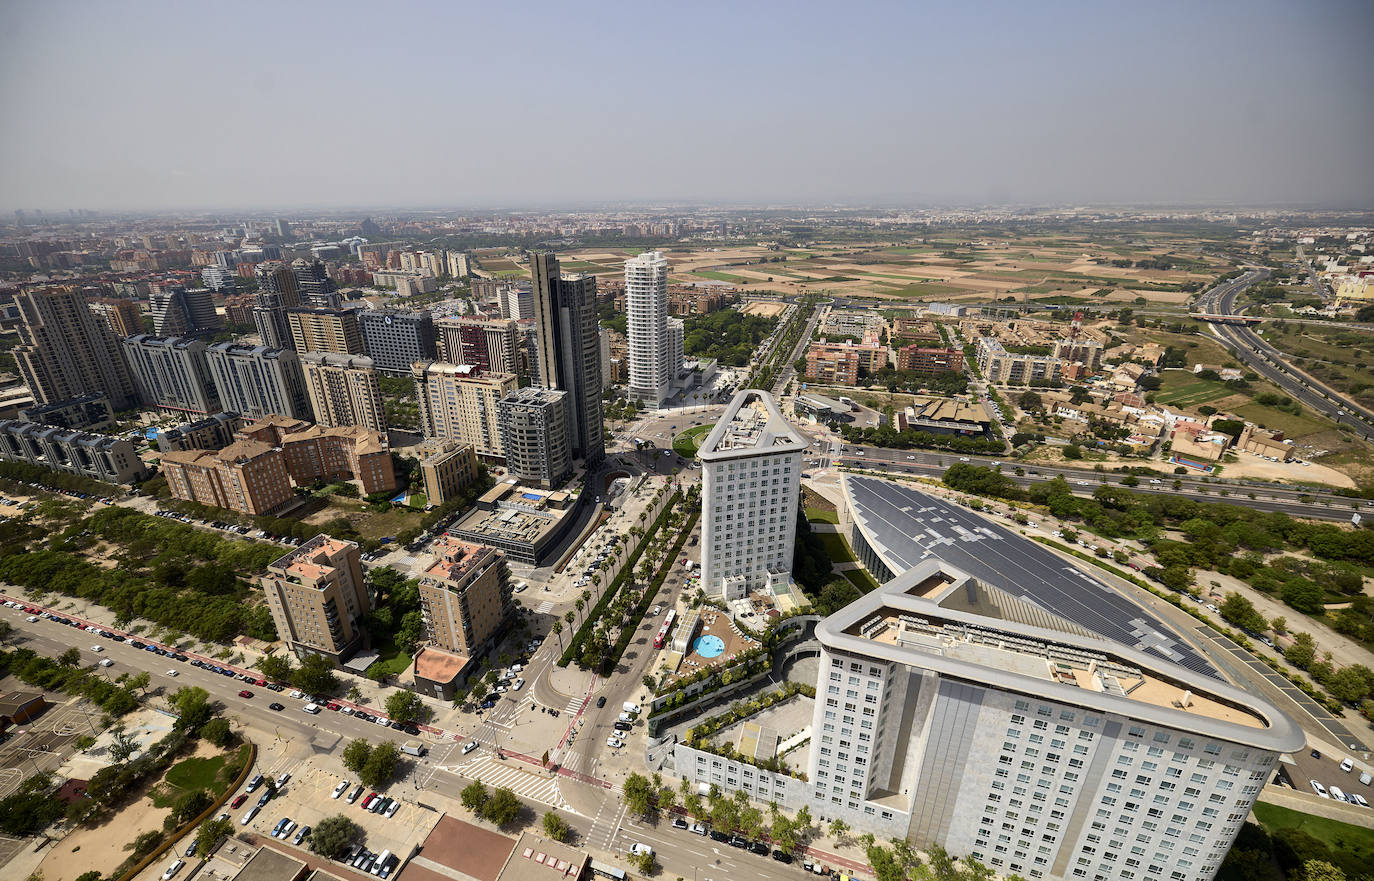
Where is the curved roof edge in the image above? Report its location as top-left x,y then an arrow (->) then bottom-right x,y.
815,558 -> 1306,755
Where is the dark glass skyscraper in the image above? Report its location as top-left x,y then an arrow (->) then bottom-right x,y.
530,253 -> 604,465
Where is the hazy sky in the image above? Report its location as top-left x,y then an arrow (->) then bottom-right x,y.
3,0 -> 1372,211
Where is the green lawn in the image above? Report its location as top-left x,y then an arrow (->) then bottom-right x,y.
816,531 -> 858,565
672,423 -> 715,457
165,754 -> 227,792
1155,371 -> 1234,407
1252,801 -> 1374,876
367,632 -> 413,678
806,508 -> 839,524
843,568 -> 880,592
1231,402 -> 1326,439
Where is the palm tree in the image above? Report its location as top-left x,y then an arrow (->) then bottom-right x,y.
575,598 -> 585,623
552,620 -> 563,647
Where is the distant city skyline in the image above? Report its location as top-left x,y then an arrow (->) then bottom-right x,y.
2,0 -> 1372,211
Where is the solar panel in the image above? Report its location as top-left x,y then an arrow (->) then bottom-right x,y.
847,476 -> 1219,678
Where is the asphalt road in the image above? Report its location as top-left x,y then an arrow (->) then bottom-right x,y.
1198,269 -> 1374,440
837,445 -> 1371,521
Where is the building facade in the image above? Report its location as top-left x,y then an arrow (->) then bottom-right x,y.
18,394 -> 114,431
978,337 -> 1064,385
417,440 -> 480,507
358,309 -> 437,375
698,390 -> 805,598
497,386 -> 572,489
122,335 -> 221,416
0,420 -> 149,483
625,251 -> 673,407
895,345 -> 965,374
529,254 -> 605,464
291,258 -> 339,308
156,411 -> 245,453
14,286 -> 139,410
411,362 -> 518,459
87,296 -> 144,337
252,260 -> 300,350
300,352 -> 386,432
149,285 -> 220,336
260,535 -> 369,664
677,560 -> 1304,881
435,316 -> 520,374
161,439 -> 294,515
418,537 -> 512,658
204,343 -> 312,421
288,307 -> 364,355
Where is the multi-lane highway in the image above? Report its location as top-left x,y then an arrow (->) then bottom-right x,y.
1197,269 -> 1374,440
836,445 -> 1371,520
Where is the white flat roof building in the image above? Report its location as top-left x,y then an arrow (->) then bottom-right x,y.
806,560 -> 1303,881
698,389 -> 806,598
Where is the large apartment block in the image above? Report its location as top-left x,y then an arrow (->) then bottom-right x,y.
301,352 -> 386,432
699,390 -> 805,599
677,560 -> 1302,881
0,420 -> 150,484
149,285 -> 220,336
161,437 -> 295,515
122,335 -> 221,416
162,415 -> 395,514
434,316 -> 520,375
357,309 -> 437,375
412,362 -> 518,459
895,345 -> 964,374
978,336 -> 1064,385
203,343 -> 312,421
14,286 -> 139,410
806,342 -> 887,384
497,386 -> 572,489
418,537 -> 512,658
288,307 -> 364,355
261,535 -> 369,664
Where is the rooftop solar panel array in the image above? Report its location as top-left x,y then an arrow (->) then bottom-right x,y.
847,475 -> 1219,679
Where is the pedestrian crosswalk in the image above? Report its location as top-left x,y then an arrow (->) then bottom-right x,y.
452,753 -> 571,810
587,799 -> 627,850
535,600 -> 556,614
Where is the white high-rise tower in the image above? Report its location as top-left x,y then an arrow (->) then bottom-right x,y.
625,251 -> 672,407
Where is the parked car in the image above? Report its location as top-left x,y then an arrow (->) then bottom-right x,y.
161,859 -> 185,879
333,781 -> 350,799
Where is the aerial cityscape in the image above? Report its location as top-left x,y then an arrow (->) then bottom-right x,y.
0,4 -> 1372,881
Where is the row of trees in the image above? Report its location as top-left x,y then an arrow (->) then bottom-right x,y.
460,780 -> 524,827
683,309 -> 778,367
253,652 -> 339,696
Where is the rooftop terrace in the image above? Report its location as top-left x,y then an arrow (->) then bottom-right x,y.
698,389 -> 806,460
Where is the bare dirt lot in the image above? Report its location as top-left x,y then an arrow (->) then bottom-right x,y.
740,301 -> 787,318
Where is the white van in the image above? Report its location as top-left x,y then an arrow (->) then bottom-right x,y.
1331,786 -> 1347,802
302,703 -> 321,714
371,850 -> 392,876
622,702 -> 641,714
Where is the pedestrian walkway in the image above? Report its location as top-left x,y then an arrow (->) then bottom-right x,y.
586,799 -> 627,851
535,600 -> 557,614
452,753 -> 571,810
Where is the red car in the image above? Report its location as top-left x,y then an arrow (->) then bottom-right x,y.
231,794 -> 248,809
361,792 -> 378,809
238,690 -> 254,698
327,702 -> 341,711
255,679 -> 266,687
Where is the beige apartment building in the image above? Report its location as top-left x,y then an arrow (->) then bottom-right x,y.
161,438 -> 295,516
301,352 -> 386,432
87,296 -> 144,337
412,362 -> 518,459
162,415 -> 396,513
288,307 -> 364,355
417,439 -> 481,506
419,537 -> 512,657
261,535 -> 369,664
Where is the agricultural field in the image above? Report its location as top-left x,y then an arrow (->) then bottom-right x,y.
563,227 -> 1233,307
1255,321 -> 1374,412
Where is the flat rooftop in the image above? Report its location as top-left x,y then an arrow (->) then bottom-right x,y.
852,609 -> 1264,729
270,534 -> 356,581
816,558 -> 1306,754
424,536 -> 498,583
844,475 -> 1218,678
698,389 -> 806,460
399,814 -> 513,881
232,845 -> 307,881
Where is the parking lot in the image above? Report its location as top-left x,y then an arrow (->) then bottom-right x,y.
236,762 -> 439,869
